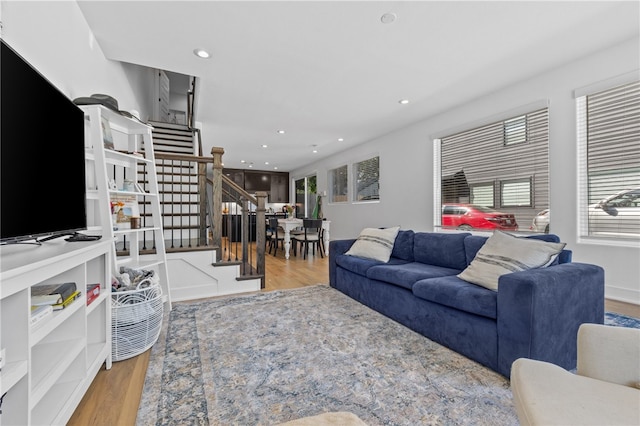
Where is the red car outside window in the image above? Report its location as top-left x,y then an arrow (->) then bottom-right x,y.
442,204 -> 518,231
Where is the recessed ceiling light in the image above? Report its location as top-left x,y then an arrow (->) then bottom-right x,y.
312,149 -> 318,154
193,48 -> 210,59
399,99 -> 410,105
240,160 -> 246,164
381,12 -> 397,24
338,138 -> 344,142
265,161 -> 269,165
262,144 -> 268,148
277,130 -> 285,134
274,166 -> 278,170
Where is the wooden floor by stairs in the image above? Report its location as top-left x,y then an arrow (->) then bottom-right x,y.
68,247 -> 638,425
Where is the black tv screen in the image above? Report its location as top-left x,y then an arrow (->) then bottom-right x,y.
1,39 -> 87,243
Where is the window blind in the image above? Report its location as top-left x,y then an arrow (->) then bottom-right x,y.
329,165 -> 348,203
437,108 -> 549,230
577,80 -> 640,240
353,156 -> 379,201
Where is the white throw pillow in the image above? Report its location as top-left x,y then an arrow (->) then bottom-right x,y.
345,226 -> 400,263
458,230 -> 566,291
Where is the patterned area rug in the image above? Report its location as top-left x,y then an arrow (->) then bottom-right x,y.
136,285 -> 638,425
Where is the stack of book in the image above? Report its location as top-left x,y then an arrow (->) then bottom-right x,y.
31,282 -> 82,314
30,304 -> 53,325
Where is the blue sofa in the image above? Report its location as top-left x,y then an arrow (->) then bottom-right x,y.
329,231 -> 605,377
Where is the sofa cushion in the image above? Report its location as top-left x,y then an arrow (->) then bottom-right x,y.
366,262 -> 461,290
412,275 -> 498,319
335,254 -> 409,277
464,233 -> 563,266
345,226 -> 400,262
458,230 -> 566,291
391,229 -> 415,262
413,232 -> 470,270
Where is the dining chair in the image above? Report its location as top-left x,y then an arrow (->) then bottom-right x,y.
267,218 -> 285,256
292,219 -> 324,259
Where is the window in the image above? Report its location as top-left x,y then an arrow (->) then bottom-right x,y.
504,115 -> 527,145
577,80 -> 640,241
470,183 -> 494,207
436,107 -> 549,231
353,156 -> 379,201
328,165 -> 348,203
501,178 -> 532,207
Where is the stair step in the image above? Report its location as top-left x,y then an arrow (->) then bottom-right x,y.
149,121 -> 190,131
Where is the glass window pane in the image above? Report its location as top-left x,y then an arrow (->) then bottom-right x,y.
354,156 -> 379,201
578,80 -> 640,240
470,183 -> 494,207
329,165 -> 348,203
501,179 -> 532,207
439,108 -> 549,232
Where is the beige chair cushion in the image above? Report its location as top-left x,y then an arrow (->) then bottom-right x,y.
511,358 -> 640,426
278,411 -> 367,426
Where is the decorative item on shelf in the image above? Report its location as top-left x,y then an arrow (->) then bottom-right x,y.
100,116 -> 115,150
123,179 -> 135,192
130,216 -> 141,229
283,204 -> 294,218
110,195 -> 139,229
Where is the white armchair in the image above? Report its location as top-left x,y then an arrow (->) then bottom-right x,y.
511,323 -> 640,425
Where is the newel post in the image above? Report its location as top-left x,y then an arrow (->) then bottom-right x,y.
211,147 -> 224,262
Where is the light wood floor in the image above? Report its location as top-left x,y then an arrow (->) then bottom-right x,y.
68,247 -> 639,426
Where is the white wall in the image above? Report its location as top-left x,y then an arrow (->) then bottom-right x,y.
292,37 -> 640,305
1,1 -> 153,120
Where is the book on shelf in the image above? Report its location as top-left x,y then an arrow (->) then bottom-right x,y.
31,282 -> 77,306
86,283 -> 101,306
31,304 -> 53,325
52,290 -> 82,311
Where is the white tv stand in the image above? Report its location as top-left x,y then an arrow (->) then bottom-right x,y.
0,238 -> 112,425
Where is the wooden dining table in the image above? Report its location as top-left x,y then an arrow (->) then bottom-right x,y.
277,218 -> 331,259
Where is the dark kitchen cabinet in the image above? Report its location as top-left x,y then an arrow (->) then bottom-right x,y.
222,168 -> 289,202
270,173 -> 289,203
244,171 -> 271,192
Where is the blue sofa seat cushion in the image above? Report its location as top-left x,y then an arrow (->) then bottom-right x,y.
366,262 -> 462,290
414,232 -> 470,270
335,254 -> 409,278
412,275 -> 498,319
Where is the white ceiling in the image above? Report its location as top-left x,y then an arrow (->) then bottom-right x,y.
78,1 -> 639,172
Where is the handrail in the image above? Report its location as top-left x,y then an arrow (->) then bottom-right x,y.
151,147 -> 265,286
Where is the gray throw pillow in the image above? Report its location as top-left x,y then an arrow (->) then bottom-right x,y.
345,226 -> 400,263
458,230 -> 565,291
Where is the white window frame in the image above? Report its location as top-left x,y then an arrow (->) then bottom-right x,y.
576,73 -> 640,246
434,100 -> 549,232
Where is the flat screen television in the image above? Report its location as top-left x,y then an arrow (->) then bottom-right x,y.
1,39 -> 87,244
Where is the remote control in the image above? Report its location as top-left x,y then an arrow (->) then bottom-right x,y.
66,234 -> 102,242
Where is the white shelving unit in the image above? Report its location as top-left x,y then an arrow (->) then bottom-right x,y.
81,104 -> 171,312
0,239 -> 112,425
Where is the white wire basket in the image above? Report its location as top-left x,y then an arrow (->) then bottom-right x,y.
111,279 -> 163,362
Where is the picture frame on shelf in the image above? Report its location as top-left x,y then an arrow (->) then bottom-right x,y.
111,195 -> 139,229
101,116 -> 115,150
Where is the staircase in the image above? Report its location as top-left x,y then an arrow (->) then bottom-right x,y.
141,120 -> 263,301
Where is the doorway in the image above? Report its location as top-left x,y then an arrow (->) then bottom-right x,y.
295,175 -> 317,218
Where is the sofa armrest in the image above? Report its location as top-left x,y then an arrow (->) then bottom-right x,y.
329,239 -> 356,288
496,262 -> 605,377
577,323 -> 640,387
